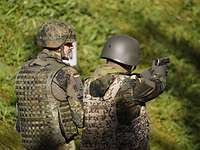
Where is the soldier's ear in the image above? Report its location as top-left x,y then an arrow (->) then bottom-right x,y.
54,45 -> 64,54
60,45 -> 64,51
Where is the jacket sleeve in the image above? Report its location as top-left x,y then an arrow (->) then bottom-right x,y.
66,71 -> 84,128
132,68 -> 166,103
89,74 -> 115,97
51,67 -> 84,128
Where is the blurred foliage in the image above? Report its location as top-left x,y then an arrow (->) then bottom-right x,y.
0,122 -> 25,150
0,100 -> 15,122
0,0 -> 200,149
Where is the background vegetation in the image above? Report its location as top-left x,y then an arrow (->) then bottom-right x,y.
0,0 -> 200,149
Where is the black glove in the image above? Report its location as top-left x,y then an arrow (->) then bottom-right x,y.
152,65 -> 168,80
140,68 -> 152,79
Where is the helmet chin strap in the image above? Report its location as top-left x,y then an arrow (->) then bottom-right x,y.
62,42 -> 77,66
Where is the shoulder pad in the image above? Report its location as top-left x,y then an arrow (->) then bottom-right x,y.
54,67 -> 71,90
89,74 -> 115,97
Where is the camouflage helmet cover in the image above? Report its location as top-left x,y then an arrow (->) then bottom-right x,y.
36,21 -> 76,48
101,35 -> 140,66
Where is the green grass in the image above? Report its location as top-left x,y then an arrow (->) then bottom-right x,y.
0,101 -> 15,122
0,0 -> 200,149
0,122 -> 25,150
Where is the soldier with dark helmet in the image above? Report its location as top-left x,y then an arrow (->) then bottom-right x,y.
15,21 -> 83,150
81,35 -> 169,150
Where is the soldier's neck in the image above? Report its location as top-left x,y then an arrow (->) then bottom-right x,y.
106,60 -> 131,74
107,60 -> 118,66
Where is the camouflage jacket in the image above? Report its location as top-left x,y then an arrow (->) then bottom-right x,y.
81,63 -> 165,150
90,64 -> 165,122
15,49 -> 83,150
89,63 -> 165,123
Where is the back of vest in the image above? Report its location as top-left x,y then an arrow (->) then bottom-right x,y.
80,75 -> 125,150
15,60 -> 67,150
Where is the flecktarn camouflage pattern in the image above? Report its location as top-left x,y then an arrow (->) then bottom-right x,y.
15,57 -> 82,150
36,21 -> 76,48
117,106 -> 150,150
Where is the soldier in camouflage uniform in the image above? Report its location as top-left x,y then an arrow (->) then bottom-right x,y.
15,21 -> 83,150
81,35 -> 169,150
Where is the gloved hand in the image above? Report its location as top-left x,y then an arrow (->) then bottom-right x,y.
140,68 -> 152,79
152,65 -> 168,80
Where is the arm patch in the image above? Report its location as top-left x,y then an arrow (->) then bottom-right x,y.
55,69 -> 70,90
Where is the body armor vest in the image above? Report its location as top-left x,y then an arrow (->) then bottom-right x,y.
80,75 -> 125,150
81,74 -> 150,150
116,106 -> 150,150
15,60 -> 77,150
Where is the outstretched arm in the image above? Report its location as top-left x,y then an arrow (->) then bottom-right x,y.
132,64 -> 168,103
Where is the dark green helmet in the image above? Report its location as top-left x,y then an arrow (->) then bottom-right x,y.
36,21 -> 76,48
101,35 -> 140,66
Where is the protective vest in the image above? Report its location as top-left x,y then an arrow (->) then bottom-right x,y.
80,75 -> 125,150
116,106 -> 150,150
15,60 -> 78,150
81,74 -> 150,150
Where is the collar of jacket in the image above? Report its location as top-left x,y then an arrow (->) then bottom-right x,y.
29,49 -> 65,66
92,63 -> 129,78
38,49 -> 62,61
